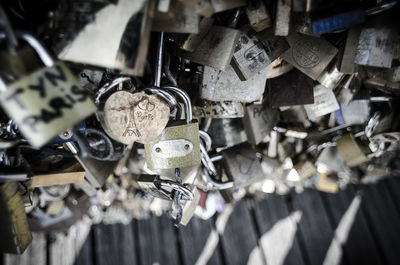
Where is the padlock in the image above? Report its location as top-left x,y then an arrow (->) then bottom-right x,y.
354,16 -> 397,68
221,143 -> 264,188
243,102 -> 279,145
207,118 -> 247,149
336,134 -> 370,167
170,183 -> 200,226
317,58 -> 346,90
274,0 -> 292,36
316,146 -> 350,175
176,17 -> 215,52
193,100 -> 245,119
267,69 -> 314,107
0,182 -> 32,253
245,0 -> 272,32
0,32 -> 96,148
98,89 -> 170,145
281,32 -> 338,80
304,84 -> 340,121
53,0 -> 155,76
339,25 -> 362,74
144,86 -> 201,170
201,65 -> 268,102
256,29 -> 290,63
231,28 -> 272,80
152,0 -> 199,33
336,99 -> 371,125
136,174 -> 194,201
336,72 -> 363,105
176,25 -> 241,71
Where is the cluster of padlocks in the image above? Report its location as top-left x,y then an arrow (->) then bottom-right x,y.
0,0 -> 399,254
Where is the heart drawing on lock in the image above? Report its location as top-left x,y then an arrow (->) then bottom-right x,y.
101,91 -> 170,145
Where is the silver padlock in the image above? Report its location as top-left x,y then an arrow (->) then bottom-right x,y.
243,102 -> 279,145
281,32 -> 338,80
176,25 -> 241,71
201,65 -> 268,102
207,118 -> 247,149
193,100 -> 244,119
221,143 -> 264,188
339,25 -> 362,74
245,0 -> 272,32
144,86 -> 201,170
231,29 -> 271,80
354,17 -> 397,68
304,84 -> 340,121
274,0 -> 292,36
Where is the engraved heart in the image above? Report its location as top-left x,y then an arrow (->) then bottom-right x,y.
99,91 -> 170,145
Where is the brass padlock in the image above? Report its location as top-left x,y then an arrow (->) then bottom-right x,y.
336,134 -> 369,167
0,32 -> 96,148
144,86 -> 201,170
0,182 -> 32,253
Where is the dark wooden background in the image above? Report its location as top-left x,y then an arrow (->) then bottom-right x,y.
3,176 -> 400,265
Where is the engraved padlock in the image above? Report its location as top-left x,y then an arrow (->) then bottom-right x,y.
96,78 -> 171,145
0,32 -> 96,148
144,86 -> 201,170
221,142 -> 264,188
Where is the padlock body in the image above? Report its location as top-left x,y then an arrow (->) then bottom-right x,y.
0,62 -> 96,148
145,121 -> 201,170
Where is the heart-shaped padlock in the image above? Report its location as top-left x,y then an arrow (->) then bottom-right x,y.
99,91 -> 170,145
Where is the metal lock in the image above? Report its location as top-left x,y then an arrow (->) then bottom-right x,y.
245,0 -> 272,32
336,99 -> 371,125
274,0 -> 292,36
0,33 -> 96,148
339,25 -> 362,74
256,28 -> 290,63
176,25 -> 241,71
136,174 -> 194,201
232,29 -> 271,80
152,0 -> 199,33
267,69 -> 314,107
336,134 -> 369,167
304,84 -> 340,121
207,118 -> 247,149
171,183 -> 200,226
221,143 -> 264,188
176,17 -> 214,52
317,58 -> 346,90
193,100 -> 245,119
291,12 -> 314,35
0,182 -> 32,254
53,0 -> 154,76
201,65 -> 268,102
144,87 -> 201,170
281,32 -> 338,80
354,17 -> 397,68
98,89 -> 170,145
243,102 -> 279,145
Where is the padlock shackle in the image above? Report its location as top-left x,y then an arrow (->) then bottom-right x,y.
0,32 -> 55,67
146,87 -> 178,108
0,4 -> 18,51
95,77 -> 131,104
201,167 -> 234,190
163,86 -> 192,123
